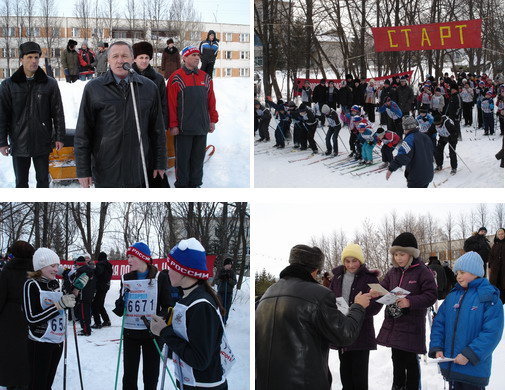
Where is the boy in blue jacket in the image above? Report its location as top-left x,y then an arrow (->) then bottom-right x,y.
429,251 -> 504,390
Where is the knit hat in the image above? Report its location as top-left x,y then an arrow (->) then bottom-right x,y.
478,227 -> 487,234
345,74 -> 353,80
9,240 -> 35,259
384,79 -> 391,85
223,258 -> 233,266
321,104 -> 330,115
402,116 -> 418,131
389,232 -> 420,258
254,99 -> 260,106
33,248 -> 60,271
181,46 -> 200,57
75,256 -> 86,265
419,107 -> 428,114
166,38 -> 174,45
132,41 -> 154,59
288,244 -> 324,270
485,91 -> 493,96
19,42 -> 41,58
454,251 -> 484,277
351,105 -> 361,112
98,252 -> 108,262
433,113 -> 443,125
127,242 -> 152,263
81,40 -> 88,47
167,238 -> 209,280
358,123 -> 367,130
341,243 -> 365,264
320,78 -> 326,84
287,101 -> 296,109
375,127 -> 385,135
352,115 -> 362,122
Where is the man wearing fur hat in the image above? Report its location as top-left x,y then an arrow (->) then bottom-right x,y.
132,41 -> 170,188
61,39 -> 79,82
199,30 -> 219,78
386,115 -> 434,188
0,41 -> 65,188
167,46 -> 218,188
75,41 -> 167,188
256,244 -> 371,390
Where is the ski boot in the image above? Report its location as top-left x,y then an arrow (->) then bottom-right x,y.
434,165 -> 443,171
450,168 -> 457,175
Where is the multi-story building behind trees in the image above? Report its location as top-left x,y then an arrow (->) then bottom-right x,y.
0,16 -> 249,79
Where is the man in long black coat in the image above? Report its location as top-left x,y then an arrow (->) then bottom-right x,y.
74,41 -> 167,188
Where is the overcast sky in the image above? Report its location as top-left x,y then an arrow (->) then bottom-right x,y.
53,0 -> 250,25
253,201 -> 504,278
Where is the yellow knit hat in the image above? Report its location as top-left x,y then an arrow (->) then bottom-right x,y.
341,243 -> 365,264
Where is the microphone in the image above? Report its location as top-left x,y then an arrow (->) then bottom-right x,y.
122,62 -> 135,73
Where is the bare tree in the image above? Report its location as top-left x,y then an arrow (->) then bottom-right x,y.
168,0 -> 203,51
445,211 -> 455,262
1,0 -> 13,77
73,0 -> 91,39
22,0 -> 35,40
39,0 -> 61,67
493,204 -> 505,232
146,0 -> 169,68
475,204 -> 488,230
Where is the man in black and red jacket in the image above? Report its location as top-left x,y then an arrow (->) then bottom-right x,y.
167,46 -> 219,188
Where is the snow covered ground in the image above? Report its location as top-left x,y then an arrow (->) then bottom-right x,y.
329,303 -> 505,389
254,113 -> 504,188
0,279 -> 250,390
0,77 -> 250,188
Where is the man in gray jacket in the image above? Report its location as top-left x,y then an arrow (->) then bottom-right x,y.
256,244 -> 371,390
93,42 -> 108,77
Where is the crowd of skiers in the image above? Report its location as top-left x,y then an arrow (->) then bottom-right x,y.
256,228 -> 505,390
254,71 -> 505,184
0,238 -> 237,390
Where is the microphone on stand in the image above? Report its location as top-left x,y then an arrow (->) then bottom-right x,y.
122,62 -> 135,73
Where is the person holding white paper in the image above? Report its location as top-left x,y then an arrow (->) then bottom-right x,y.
370,232 -> 437,390
429,251 -> 504,390
329,243 -> 382,390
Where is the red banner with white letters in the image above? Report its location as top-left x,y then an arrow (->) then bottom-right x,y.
371,19 -> 482,52
60,256 -> 216,280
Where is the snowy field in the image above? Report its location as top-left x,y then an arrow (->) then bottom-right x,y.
329,303 -> 505,389
0,278 -> 250,390
254,115 -> 504,188
0,77 -> 250,188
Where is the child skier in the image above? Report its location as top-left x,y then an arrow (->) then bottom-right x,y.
429,251 -> 504,390
150,238 -> 232,390
375,127 -> 400,169
357,122 -> 375,165
23,248 -> 88,389
481,91 -> 495,136
371,232 -> 438,390
417,85 -> 432,112
378,98 -> 403,138
254,99 -> 271,142
265,98 -> 290,148
431,88 -> 446,116
321,104 -> 342,156
433,113 -> 459,175
296,105 -> 319,153
416,108 -> 437,149
329,243 -> 381,390
112,242 -> 172,390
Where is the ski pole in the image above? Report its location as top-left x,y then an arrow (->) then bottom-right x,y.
448,143 -> 472,172
129,74 -> 150,188
160,344 -> 169,390
140,316 -> 178,390
72,303 -> 84,390
114,289 -> 129,390
63,309 -> 68,390
302,122 -> 323,151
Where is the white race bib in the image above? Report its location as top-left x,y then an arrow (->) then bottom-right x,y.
39,290 -> 65,344
123,277 -> 158,330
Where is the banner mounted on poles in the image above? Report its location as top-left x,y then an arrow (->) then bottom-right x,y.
294,70 -> 414,96
371,19 -> 482,52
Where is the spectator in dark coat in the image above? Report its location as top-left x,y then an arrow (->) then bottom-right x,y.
217,257 -> 237,325
0,241 -> 34,388
371,232 -> 437,390
464,227 -> 491,277
199,30 -> 219,78
488,228 -> 505,303
91,251 -> 113,328
312,79 -> 328,125
338,80 -> 354,115
352,79 -> 365,106
442,261 -> 457,297
329,243 -> 381,390
496,137 -> 504,168
428,256 -> 447,299
326,80 -> 338,110
61,39 -> 79,82
396,77 -> 415,116
256,244 -> 370,390
160,39 -> 180,79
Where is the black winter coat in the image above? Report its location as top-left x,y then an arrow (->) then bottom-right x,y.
74,70 -> 167,187
256,264 -> 366,390
94,260 -> 113,291
312,84 -> 327,105
427,258 -> 447,299
489,236 -> 505,290
0,66 -> 65,157
338,85 -> 354,107
132,63 -> 169,130
396,84 -> 415,114
217,268 -> 237,293
329,264 -> 382,351
0,256 -> 32,386
71,265 -> 96,303
464,234 -> 491,267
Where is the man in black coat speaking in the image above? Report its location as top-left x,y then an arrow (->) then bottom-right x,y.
74,41 -> 167,188
255,244 -> 371,390
0,42 -> 65,187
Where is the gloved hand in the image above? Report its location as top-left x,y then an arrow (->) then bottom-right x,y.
150,314 -> 168,336
112,298 -> 124,316
55,294 -> 76,310
64,68 -> 70,76
73,274 -> 89,290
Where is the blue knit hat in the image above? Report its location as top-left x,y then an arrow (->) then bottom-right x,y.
127,242 -> 151,263
454,251 -> 484,277
167,238 -> 209,280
